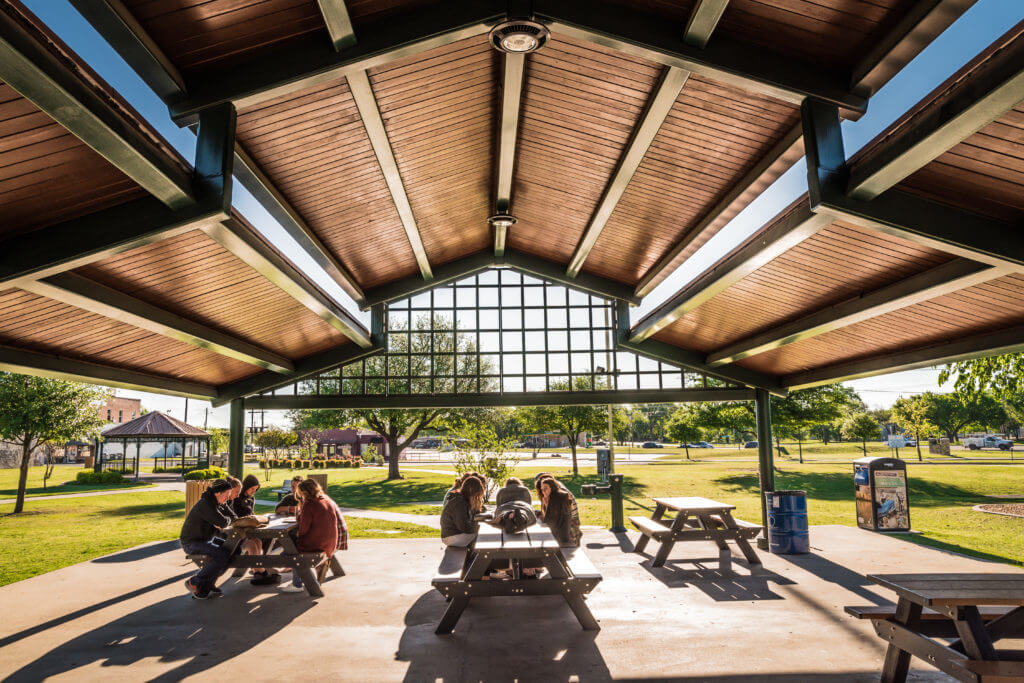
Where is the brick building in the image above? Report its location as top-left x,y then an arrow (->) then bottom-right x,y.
99,395 -> 143,424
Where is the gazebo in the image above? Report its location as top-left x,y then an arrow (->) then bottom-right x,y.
96,412 -> 210,478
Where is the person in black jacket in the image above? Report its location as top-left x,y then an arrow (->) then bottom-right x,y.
232,474 -> 260,517
229,474 -> 279,586
181,479 -> 234,599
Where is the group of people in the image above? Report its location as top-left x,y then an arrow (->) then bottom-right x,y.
180,474 -> 348,600
440,471 -> 582,550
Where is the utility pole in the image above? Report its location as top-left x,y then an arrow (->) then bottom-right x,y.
203,407 -> 209,430
183,397 -> 189,424
604,305 -> 615,472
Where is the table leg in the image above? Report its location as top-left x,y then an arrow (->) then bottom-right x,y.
297,564 -> 324,598
634,503 -> 666,554
436,596 -> 470,635
720,511 -> 763,570
652,511 -> 688,568
952,606 -> 998,661
564,592 -> 600,631
329,553 -> 345,577
981,606 -> 1024,644
881,598 -> 922,683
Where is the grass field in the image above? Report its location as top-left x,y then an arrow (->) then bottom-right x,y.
0,465 -> 153,499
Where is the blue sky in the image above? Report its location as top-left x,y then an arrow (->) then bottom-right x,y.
21,1 -> 1024,427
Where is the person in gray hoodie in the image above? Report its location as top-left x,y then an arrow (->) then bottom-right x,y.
440,476 -> 484,547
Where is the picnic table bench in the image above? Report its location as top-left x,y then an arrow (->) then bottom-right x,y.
849,573 -> 1024,682
630,496 -> 762,570
186,515 -> 344,598
431,523 -> 602,635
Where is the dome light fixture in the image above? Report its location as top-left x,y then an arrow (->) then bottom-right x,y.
489,20 -> 550,54
488,213 -> 518,229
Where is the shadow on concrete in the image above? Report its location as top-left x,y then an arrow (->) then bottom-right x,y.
637,554 -> 794,601
585,531 -> 633,553
775,551 -> 891,605
396,591 -> 611,681
4,588 -> 314,682
92,540 -> 180,563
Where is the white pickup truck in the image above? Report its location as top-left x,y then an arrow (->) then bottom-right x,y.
962,435 -> 1013,450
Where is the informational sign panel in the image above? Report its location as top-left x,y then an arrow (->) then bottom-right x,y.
596,448 -> 610,483
888,435 -> 906,449
873,470 -> 910,530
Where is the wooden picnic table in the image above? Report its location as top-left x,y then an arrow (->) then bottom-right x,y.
860,573 -> 1024,683
188,514 -> 344,598
630,496 -> 762,570
431,523 -> 602,635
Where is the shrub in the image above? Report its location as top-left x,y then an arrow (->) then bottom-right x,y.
351,460 -> 360,468
75,470 -> 127,484
183,467 -> 226,481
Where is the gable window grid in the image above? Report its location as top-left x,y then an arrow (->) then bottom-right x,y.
269,270 -> 737,398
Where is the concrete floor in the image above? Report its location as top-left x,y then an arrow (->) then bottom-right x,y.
1,526 -> 1019,682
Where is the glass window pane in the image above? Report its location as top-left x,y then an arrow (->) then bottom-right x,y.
547,330 -> 568,351
525,376 -> 545,392
638,356 -> 659,372
433,332 -> 455,353
389,356 -> 409,376
524,309 -> 545,329
502,308 -> 522,329
571,330 -> 592,350
456,354 -> 477,374
502,331 -> 523,352
549,353 -> 569,374
433,287 -> 453,308
546,307 -> 567,328
571,352 -> 592,373
548,375 -> 569,390
502,354 -> 523,375
568,289 -> 590,306
524,331 -> 545,351
478,270 -> 499,286
412,378 -> 432,394
592,330 -> 609,349
570,308 -> 592,328
524,353 -> 546,375
662,373 -> 682,389
433,354 -> 454,375
501,285 -> 521,307
435,377 -> 454,393
639,373 -> 660,389
479,309 -> 499,330
618,374 -> 638,390
503,376 -> 524,392
456,309 -> 476,330
546,287 -> 566,307
478,287 -> 499,307
432,309 -> 452,329
479,331 -> 500,353
456,287 -> 476,308
410,292 -> 431,309
481,354 -> 500,375
572,375 -> 594,391
388,313 -> 408,331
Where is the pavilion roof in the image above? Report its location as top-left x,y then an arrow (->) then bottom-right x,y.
102,412 -> 209,438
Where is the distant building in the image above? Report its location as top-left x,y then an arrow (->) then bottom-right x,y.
297,428 -> 388,458
523,433 -> 586,448
99,394 -> 143,425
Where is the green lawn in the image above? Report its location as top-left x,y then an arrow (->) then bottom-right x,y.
0,465 -> 153,499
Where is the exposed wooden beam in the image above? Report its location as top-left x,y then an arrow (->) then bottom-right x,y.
850,0 -> 979,97
683,0 -> 729,48
233,143 -> 365,303
634,122 -> 803,298
21,274 -> 295,374
534,0 -> 867,114
707,260 -> 1005,366
347,69 -> 432,280
0,345 -> 217,400
494,51 -> 527,257
202,219 -> 373,348
0,2 -> 193,208
317,0 -> 357,51
505,250 -> 641,304
66,0 -> 186,100
245,387 -> 757,410
567,66 -> 689,277
0,198 -> 226,289
783,323 -> 1024,390
169,0 -> 506,122
848,24 -> 1024,200
629,201 -> 832,343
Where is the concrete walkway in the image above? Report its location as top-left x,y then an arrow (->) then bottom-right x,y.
2,525 -> 1015,681
0,483 -> 168,506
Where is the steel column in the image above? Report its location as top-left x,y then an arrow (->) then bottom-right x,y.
755,388 -> 774,549
229,398 -> 245,478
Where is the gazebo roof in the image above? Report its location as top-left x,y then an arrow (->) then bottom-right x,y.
102,412 -> 209,438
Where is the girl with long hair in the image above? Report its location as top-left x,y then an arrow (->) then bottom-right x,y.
440,475 -> 485,547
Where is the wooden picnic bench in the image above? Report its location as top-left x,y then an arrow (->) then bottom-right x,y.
430,523 -> 602,635
186,516 -> 344,598
630,496 -> 762,570
849,573 -> 1024,683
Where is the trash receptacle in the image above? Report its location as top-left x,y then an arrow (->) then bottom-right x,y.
765,490 -> 809,554
854,457 -> 910,531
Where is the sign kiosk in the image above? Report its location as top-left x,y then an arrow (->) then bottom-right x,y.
854,457 -> 910,531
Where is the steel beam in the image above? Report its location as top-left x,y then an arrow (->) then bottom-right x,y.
347,69 -> 432,280
567,66 -> 689,277
195,102 -> 235,211
505,250 -> 641,304
850,0 -> 979,97
317,0 -> 357,51
21,273 -> 295,374
0,345 -> 217,400
534,0 -> 867,114
848,27 -> 1024,200
683,0 -> 729,48
494,51 -> 527,257
0,3 -> 193,208
634,122 -> 803,298
201,219 -> 373,348
629,201 -> 832,343
67,0 -> 186,100
801,99 -> 847,206
213,341 -> 384,406
361,251 -> 495,309
783,323 -> 1024,390
707,260 -> 1005,366
233,143 -> 365,303
169,0 -> 506,122
0,198 -> 226,289
244,387 -> 757,410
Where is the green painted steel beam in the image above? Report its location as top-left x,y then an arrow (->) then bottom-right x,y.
0,345 -> 217,400
567,66 -> 689,278
21,273 -> 296,373
317,0 -> 357,51
361,251 -> 495,309
683,0 -> 729,48
505,250 -> 641,304
0,4 -> 193,207
243,387 -> 757,410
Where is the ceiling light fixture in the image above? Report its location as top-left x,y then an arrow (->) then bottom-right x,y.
488,214 -> 518,229
489,20 -> 550,54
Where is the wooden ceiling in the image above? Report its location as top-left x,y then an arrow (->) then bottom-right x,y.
2,0 -> 1022,401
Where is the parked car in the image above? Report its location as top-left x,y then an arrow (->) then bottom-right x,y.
687,441 -> 714,449
641,442 -> 663,448
963,435 -> 1012,450
744,441 -> 758,449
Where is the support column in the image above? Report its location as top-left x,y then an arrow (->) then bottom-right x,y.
229,397 -> 245,478
755,388 -> 775,549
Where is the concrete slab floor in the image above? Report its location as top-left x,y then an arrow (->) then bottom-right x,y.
0,525 -> 1019,682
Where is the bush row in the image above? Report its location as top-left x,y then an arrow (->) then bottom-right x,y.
183,467 -> 227,481
265,458 -> 361,469
75,471 -> 127,484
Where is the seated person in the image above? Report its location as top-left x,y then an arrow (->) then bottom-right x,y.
439,476 -> 484,547
496,477 -> 532,506
537,476 -> 582,547
275,475 -> 305,515
444,474 -> 466,505
232,474 -> 260,517
180,479 -> 234,599
282,479 -> 339,592
221,476 -> 242,520
232,474 -> 279,585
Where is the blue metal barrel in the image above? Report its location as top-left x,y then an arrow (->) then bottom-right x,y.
765,490 -> 809,554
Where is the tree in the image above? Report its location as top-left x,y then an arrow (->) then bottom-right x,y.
516,377 -> 608,475
298,428 -> 323,459
255,428 -> 297,479
451,423 -> 519,497
690,402 -> 755,443
772,385 -> 859,463
841,413 -> 880,456
0,373 -> 108,513
665,407 -> 702,460
890,395 -> 934,461
921,391 -> 1005,442
208,427 -> 229,455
